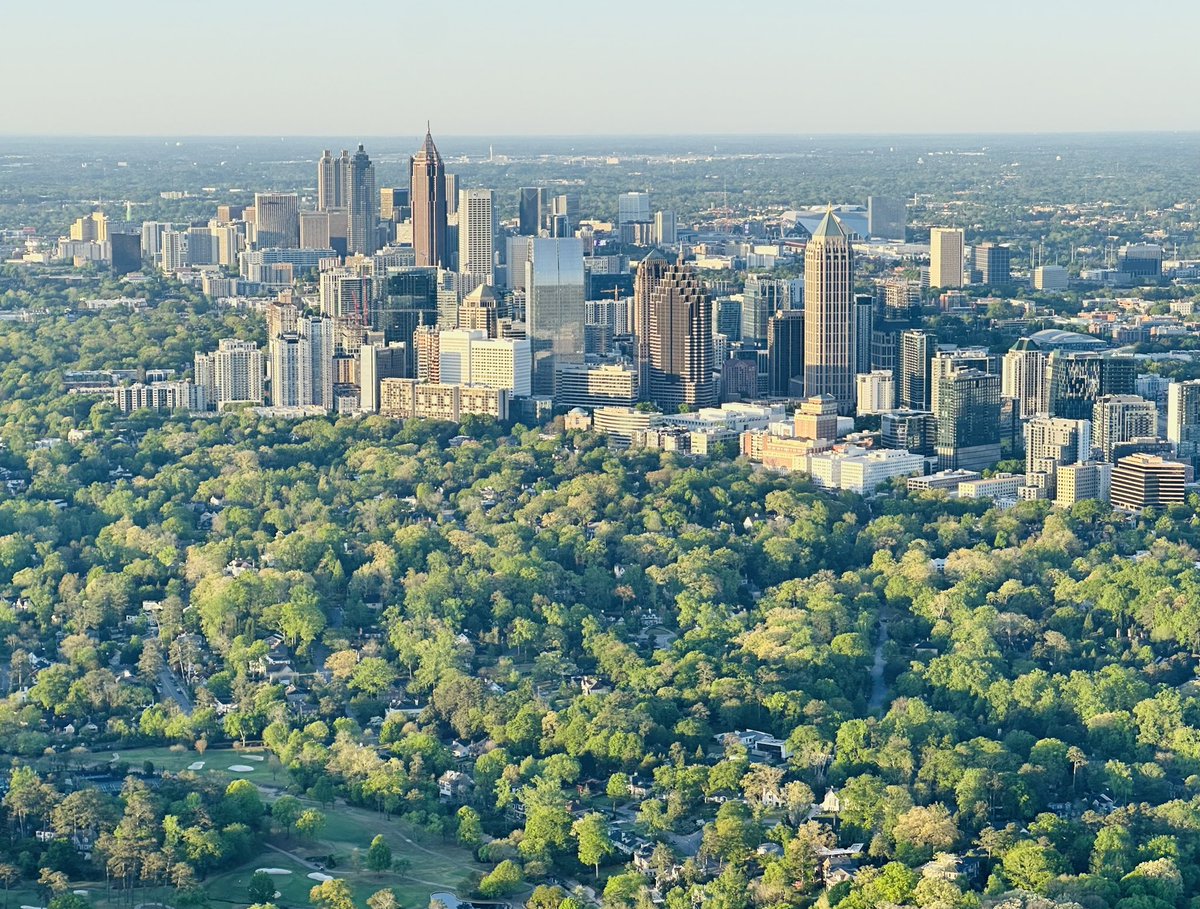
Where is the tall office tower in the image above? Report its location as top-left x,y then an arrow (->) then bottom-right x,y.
518,187 -> 544,236
929,227 -> 965,288
767,309 -> 805,397
445,174 -> 459,216
526,237 -> 586,395
195,339 -> 264,407
935,368 -> 1001,471
1111,454 -> 1185,510
930,347 -> 992,415
1002,341 -> 1049,418
411,127 -> 449,268
412,324 -> 441,383
1046,352 -> 1137,420
458,189 -> 497,289
898,329 -> 935,411
854,294 -> 873,375
359,342 -> 408,413
974,243 -> 1012,285
647,263 -> 716,410
1167,380 -> 1200,469
867,195 -> 906,241
803,210 -> 856,415
654,211 -> 677,246
1092,394 -> 1158,462
459,283 -> 499,337
633,250 -> 670,396
345,144 -> 378,255
160,229 -> 188,272
618,192 -> 651,228
300,211 -> 332,249
743,276 -> 790,346
379,187 -> 409,222
254,193 -> 300,248
317,149 -> 343,211
715,297 -> 742,341
378,268 -> 439,362
210,225 -> 241,266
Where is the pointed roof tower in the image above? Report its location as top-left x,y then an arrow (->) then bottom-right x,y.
416,124 -> 441,163
810,206 -> 847,241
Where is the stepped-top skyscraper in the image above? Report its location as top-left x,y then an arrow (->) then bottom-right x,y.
648,261 -> 716,410
803,209 -> 856,415
411,126 -> 449,269
632,250 -> 670,397
346,144 -> 378,256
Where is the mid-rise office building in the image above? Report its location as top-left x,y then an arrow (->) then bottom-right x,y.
803,209 -> 856,415
379,267 -> 440,360
1055,461 -> 1112,508
1025,416 -> 1091,496
929,227 -> 965,288
1110,453 -> 1185,510
794,394 -> 839,441
973,243 -> 1012,285
459,283 -> 500,337
554,363 -> 638,410
1033,265 -> 1069,291
881,410 -> 937,456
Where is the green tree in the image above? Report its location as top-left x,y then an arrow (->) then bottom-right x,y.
366,835 -> 393,873
573,812 -> 615,879
310,878 -> 355,909
248,871 -> 277,904
456,806 -> 482,848
478,860 -> 522,898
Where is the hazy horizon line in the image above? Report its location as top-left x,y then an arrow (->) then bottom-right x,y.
3,129 -> 1200,140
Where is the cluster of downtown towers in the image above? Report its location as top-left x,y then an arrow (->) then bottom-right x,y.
311,131 -> 860,411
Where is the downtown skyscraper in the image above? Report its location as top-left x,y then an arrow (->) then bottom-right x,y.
648,262 -> 716,410
803,209 -> 856,415
632,250 -> 670,397
411,127 -> 449,269
458,188 -> 497,290
345,144 -> 377,255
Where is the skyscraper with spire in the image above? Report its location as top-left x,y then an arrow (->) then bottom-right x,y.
803,209 -> 856,415
346,144 -> 377,255
410,126 -> 449,269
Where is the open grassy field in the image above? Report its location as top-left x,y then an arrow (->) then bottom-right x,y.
204,797 -> 488,909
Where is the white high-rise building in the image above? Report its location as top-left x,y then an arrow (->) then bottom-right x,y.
269,333 -> 304,407
160,229 -> 188,272
855,370 -> 896,415
439,329 -> 486,385
929,228 -> 965,288
1168,380 -> 1200,468
458,189 -> 497,291
268,316 -> 335,409
196,339 -> 264,407
1002,342 -> 1049,418
1092,394 -> 1157,462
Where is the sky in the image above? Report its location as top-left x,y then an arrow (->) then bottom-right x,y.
4,0 -> 1200,136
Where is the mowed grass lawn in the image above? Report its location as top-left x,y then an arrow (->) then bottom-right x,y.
206,800 -> 486,909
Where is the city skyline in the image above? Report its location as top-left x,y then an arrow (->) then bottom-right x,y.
5,0 -> 1199,136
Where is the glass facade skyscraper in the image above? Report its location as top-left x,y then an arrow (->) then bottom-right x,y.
526,238 -> 585,395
